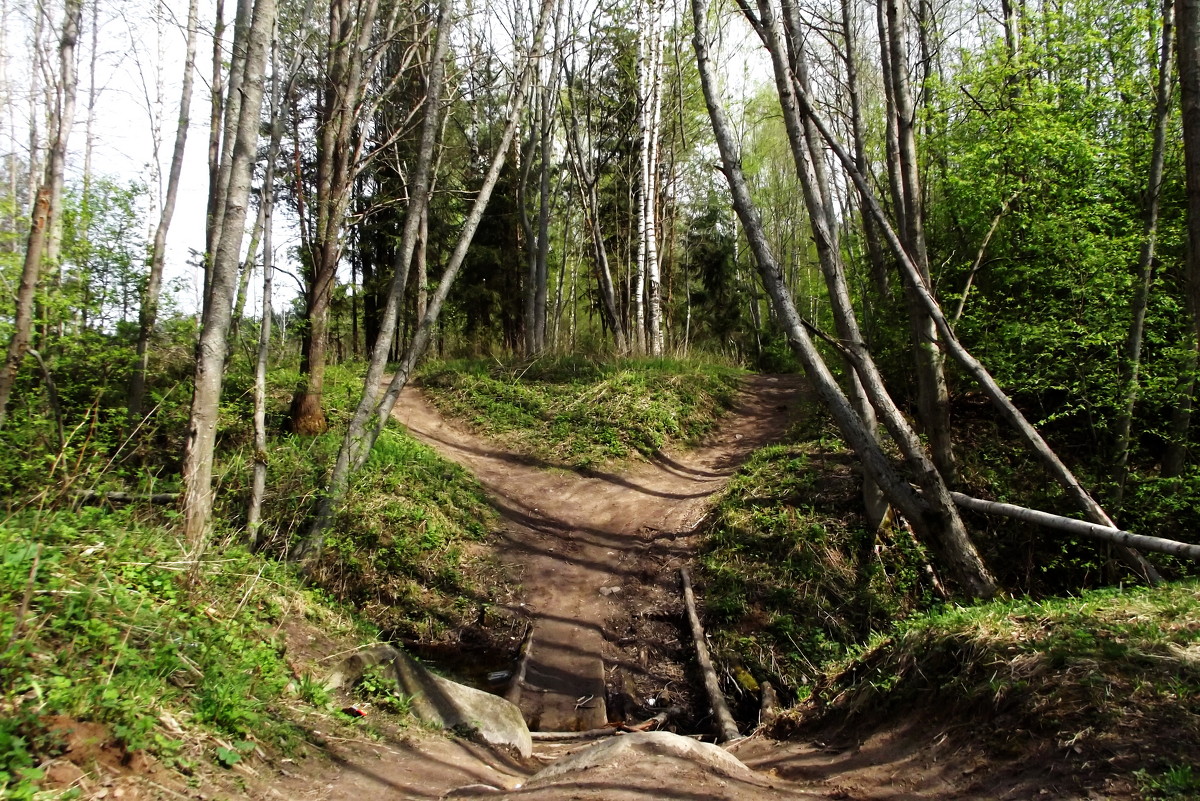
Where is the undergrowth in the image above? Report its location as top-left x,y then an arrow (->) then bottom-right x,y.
776,581 -> 1200,793
698,409 -> 939,708
0,506 -> 360,798
419,356 -> 744,468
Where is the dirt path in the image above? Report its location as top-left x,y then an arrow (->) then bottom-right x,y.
392,374 -> 802,733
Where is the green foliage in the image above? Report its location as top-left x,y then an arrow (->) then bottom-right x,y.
699,411 -> 938,692
420,356 -> 744,468
925,0 -> 1187,446
1138,764 -> 1200,800
0,507 -> 343,796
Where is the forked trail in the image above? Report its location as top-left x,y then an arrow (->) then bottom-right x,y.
391,374 -> 801,734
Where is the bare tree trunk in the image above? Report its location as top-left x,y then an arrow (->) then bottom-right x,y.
206,0 -> 252,306
290,0 -> 382,435
180,0 -> 275,554
883,0 -> 955,483
129,0 -> 201,423
230,195 -> 266,346
247,31 -> 291,546
0,0 -> 82,430
693,0 -> 996,597
564,91 -> 627,351
641,0 -> 666,356
786,73 -> 1160,583
841,0 -> 888,297
294,0 -> 556,562
1113,0 -> 1175,509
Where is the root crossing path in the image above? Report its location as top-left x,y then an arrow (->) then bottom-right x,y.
392,374 -> 801,734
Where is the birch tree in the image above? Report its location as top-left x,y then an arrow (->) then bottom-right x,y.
128,0 -> 201,423
0,0 -> 83,430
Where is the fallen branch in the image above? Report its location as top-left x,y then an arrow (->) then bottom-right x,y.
680,567 -> 739,743
72,491 -> 179,504
529,709 -> 677,741
951,492 -> 1200,561
759,681 -> 778,728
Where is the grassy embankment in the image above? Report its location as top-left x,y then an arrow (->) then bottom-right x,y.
702,402 -> 1200,797
0,360 -> 500,798
419,356 -> 744,468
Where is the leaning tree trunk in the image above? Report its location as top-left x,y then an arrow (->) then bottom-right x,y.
294,0 -> 557,563
129,0 -> 201,423
0,0 -> 82,430
180,0 -> 275,555
882,0 -> 955,483
749,0 -> 981,577
787,74 -> 1160,583
693,0 -> 996,598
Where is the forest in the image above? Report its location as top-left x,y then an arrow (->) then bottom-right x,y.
3,0 -> 1200,794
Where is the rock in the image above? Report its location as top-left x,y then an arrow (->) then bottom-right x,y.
522,731 -> 754,787
391,648 -> 534,758
326,645 -> 534,759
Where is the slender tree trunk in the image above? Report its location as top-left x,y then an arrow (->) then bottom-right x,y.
180,0 -> 275,554
0,0 -> 82,430
694,0 -> 995,597
1113,0 -> 1175,509
788,73 -> 1160,583
295,0 -> 556,562
129,0 -> 201,422
247,34 -> 287,547
564,100 -> 626,350
1175,0 -> 1200,474
289,0 -> 382,435
883,0 -> 955,483
206,0 -> 252,306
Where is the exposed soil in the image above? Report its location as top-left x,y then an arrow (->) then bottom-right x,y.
391,373 -> 803,735
48,375 -> 1118,800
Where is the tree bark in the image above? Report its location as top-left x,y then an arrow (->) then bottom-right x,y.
295,0 -> 556,562
692,0 -> 996,598
180,0 -> 275,555
1175,0 -> 1200,473
883,0 -> 955,483
0,0 -> 83,430
289,0 -> 383,435
129,0 -> 201,423
952,493 -> 1200,561
1113,0 -> 1175,508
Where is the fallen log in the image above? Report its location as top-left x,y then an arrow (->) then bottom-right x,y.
680,567 -> 740,743
951,492 -> 1200,562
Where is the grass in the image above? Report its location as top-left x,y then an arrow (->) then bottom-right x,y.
0,505 -> 361,798
0,358 -> 508,798
419,356 -> 745,468
697,409 -> 939,702
772,581 -> 1200,791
